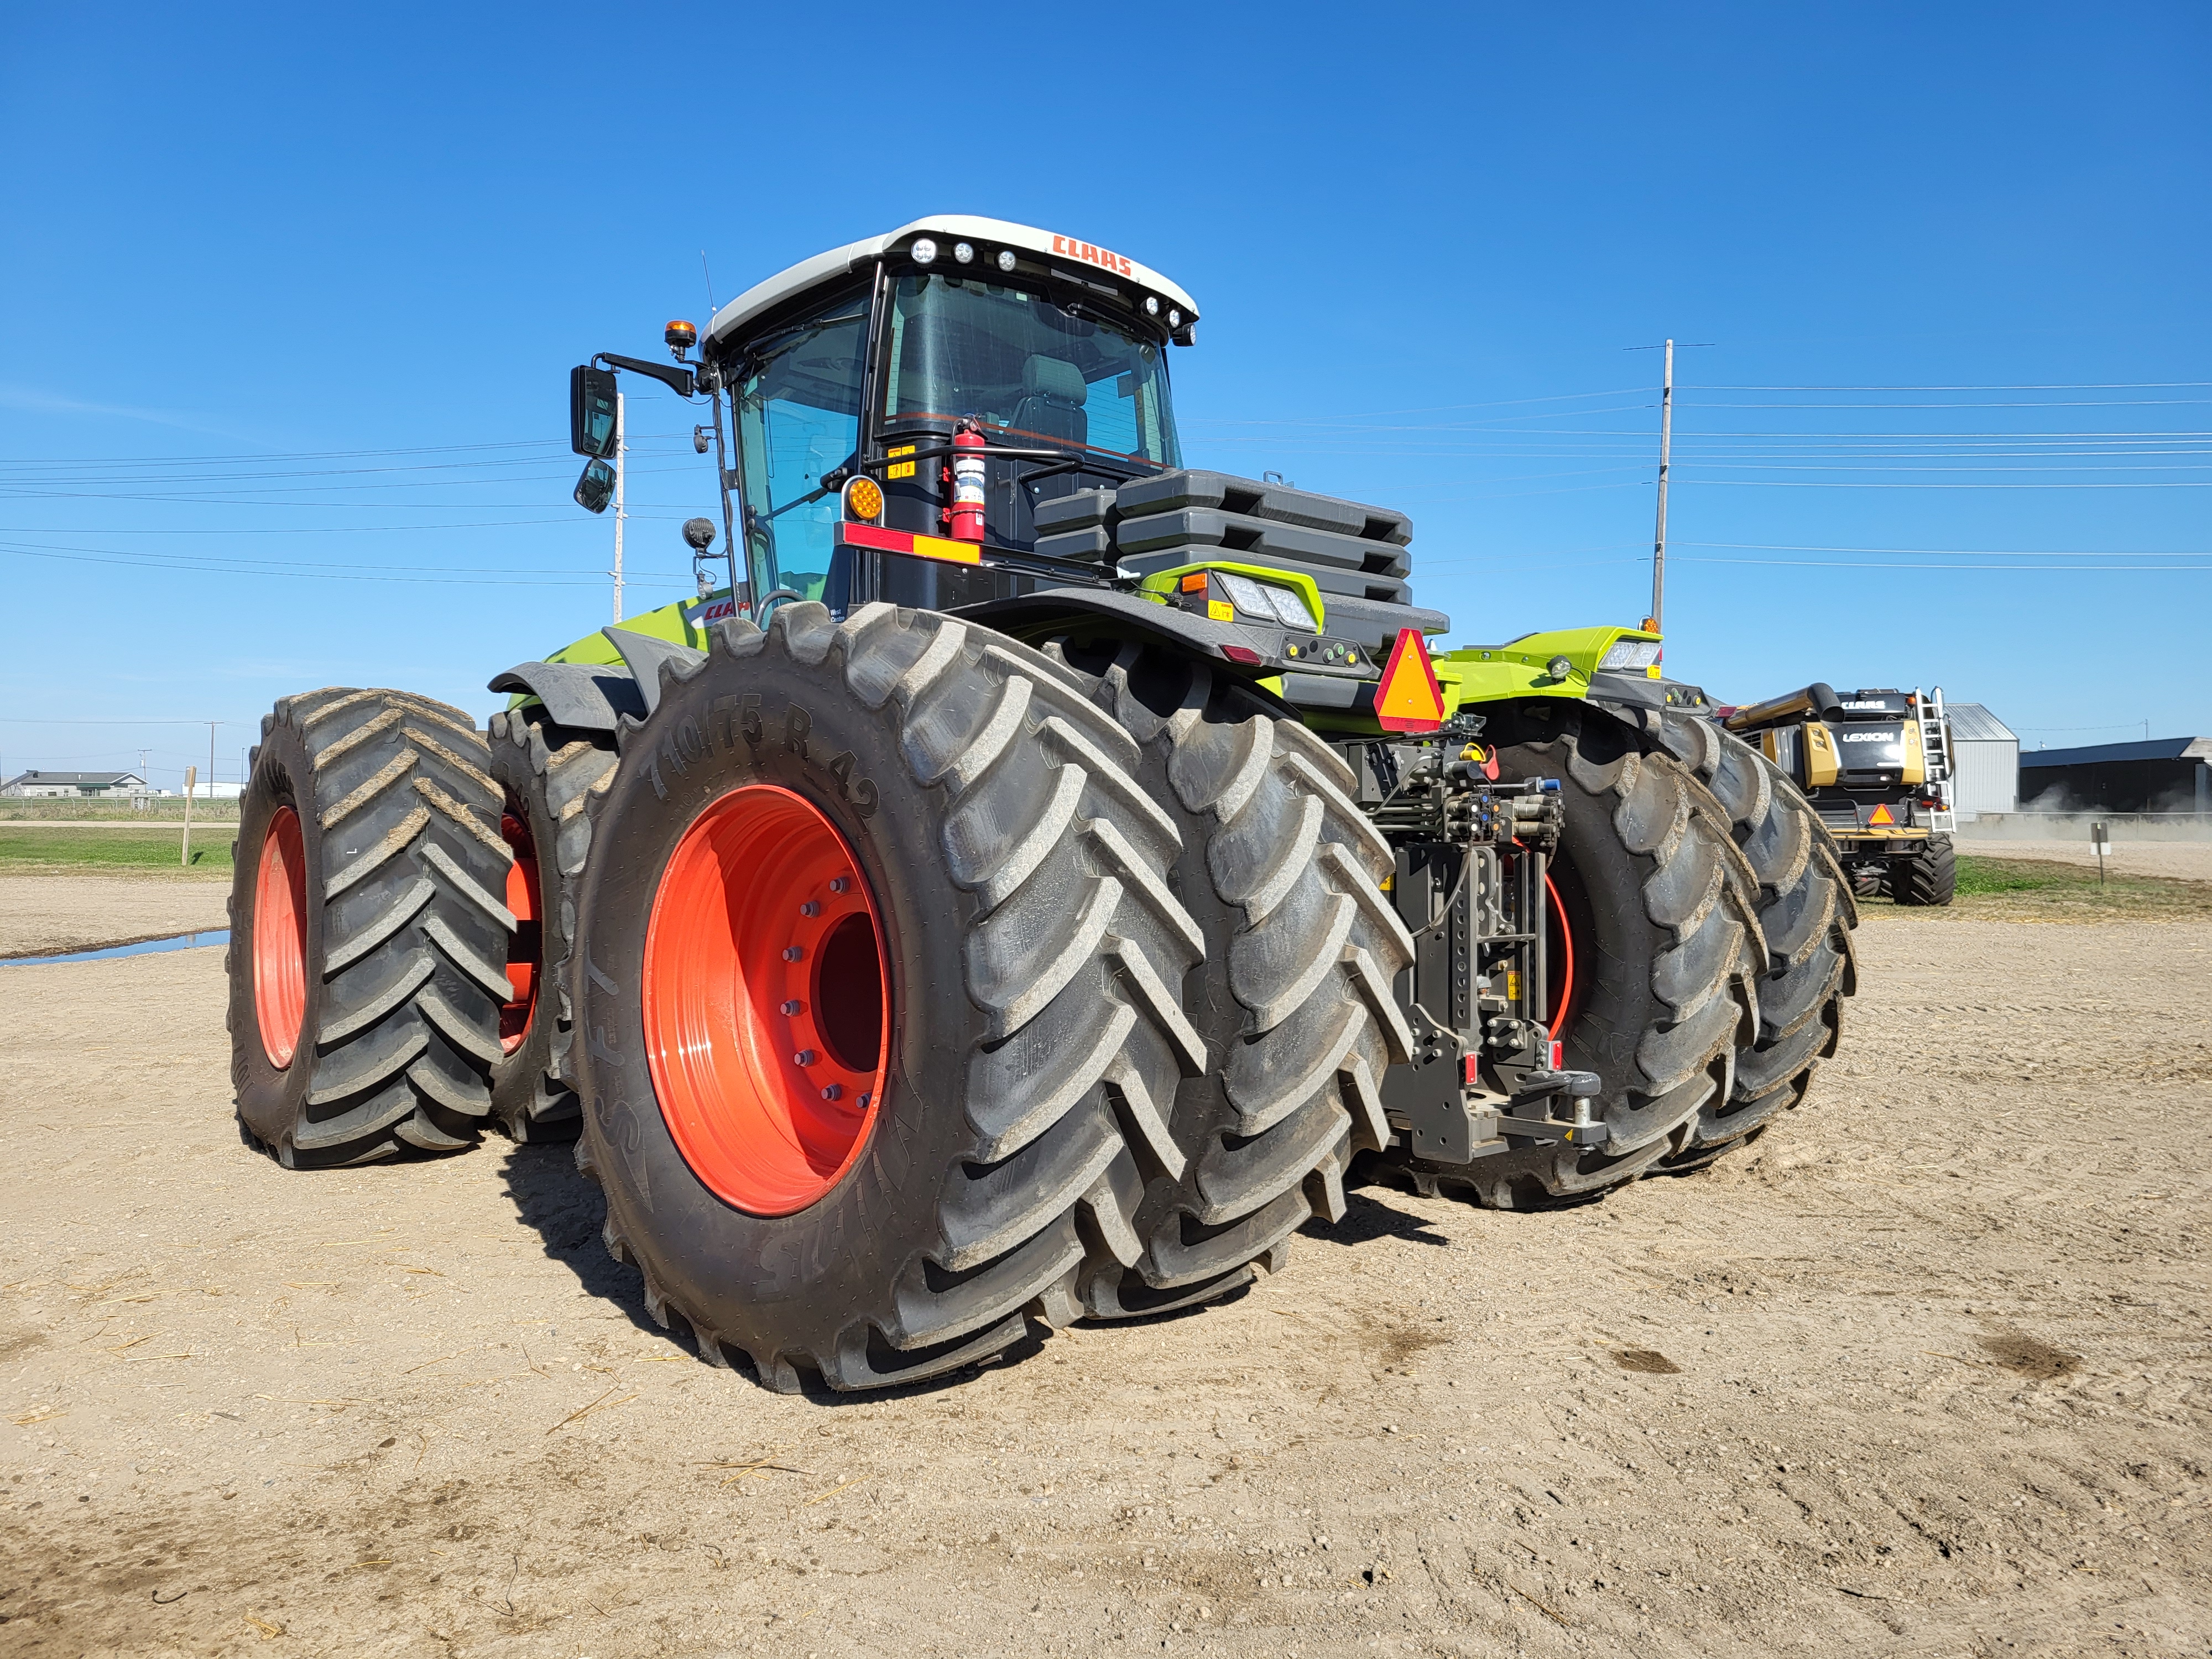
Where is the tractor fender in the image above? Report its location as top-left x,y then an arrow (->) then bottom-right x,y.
951,588 -> 1279,671
487,660 -> 647,735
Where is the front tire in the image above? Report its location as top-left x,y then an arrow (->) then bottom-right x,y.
1891,835 -> 1957,906
484,705 -> 619,1140
567,604 -> 1207,1392
1470,712 -> 1764,1206
227,688 -> 512,1166
1656,715 -> 1858,1159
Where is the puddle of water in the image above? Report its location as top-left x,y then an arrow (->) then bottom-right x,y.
2,928 -> 232,967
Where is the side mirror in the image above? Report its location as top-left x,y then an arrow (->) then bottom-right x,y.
573,458 -> 617,514
570,365 -> 620,458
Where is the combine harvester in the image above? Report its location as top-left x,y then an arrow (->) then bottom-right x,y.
226,218 -> 1856,1391
1725,682 -> 1958,904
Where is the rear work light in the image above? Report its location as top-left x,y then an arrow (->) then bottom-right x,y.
1599,638 -> 1662,674
1213,570 -> 1319,632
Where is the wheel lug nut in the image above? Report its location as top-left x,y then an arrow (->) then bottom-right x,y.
800,900 -> 820,917
781,999 -> 803,1016
794,1049 -> 817,1067
829,877 -> 850,894
820,1084 -> 843,1102
783,946 -> 804,962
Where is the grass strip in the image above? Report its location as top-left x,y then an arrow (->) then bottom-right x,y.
0,824 -> 234,873
1872,854 -> 2212,922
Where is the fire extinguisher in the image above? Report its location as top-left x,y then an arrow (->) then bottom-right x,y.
950,419 -> 987,543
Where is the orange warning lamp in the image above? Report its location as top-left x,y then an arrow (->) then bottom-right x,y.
665,319 -> 698,359
843,475 -> 885,523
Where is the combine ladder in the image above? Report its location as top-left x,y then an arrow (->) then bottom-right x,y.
1917,686 -> 1958,832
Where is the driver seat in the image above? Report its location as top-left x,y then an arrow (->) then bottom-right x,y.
1009,355 -> 1088,447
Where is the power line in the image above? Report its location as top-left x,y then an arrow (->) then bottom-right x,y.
0,544 -> 695,586
1686,381 -> 2212,392
1678,555 -> 2210,571
1681,540 -> 2208,558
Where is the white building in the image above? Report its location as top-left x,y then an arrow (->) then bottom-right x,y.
1944,703 -> 2018,822
1,769 -> 152,799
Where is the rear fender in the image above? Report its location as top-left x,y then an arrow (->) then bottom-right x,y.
951,588 -> 1297,700
1438,624 -> 1665,728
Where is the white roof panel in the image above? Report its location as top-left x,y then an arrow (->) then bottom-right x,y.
1944,702 -> 2017,744
706,216 -> 1199,346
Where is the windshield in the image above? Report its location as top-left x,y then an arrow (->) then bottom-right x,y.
883,274 -> 1181,466
733,293 -> 868,604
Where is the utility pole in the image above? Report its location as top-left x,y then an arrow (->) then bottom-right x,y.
1648,338 -> 1674,633
208,722 -> 218,806
612,389 -> 627,623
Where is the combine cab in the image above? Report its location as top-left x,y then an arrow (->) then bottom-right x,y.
225,217 -> 1855,1391
1727,683 -> 1958,905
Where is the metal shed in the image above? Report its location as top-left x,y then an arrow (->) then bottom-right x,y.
1942,702 -> 2017,823
2018,735 -> 2212,816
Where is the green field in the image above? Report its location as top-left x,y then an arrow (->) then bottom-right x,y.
1924,854 -> 2212,921
0,824 -> 234,875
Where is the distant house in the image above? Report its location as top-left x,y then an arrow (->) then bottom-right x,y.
1,769 -> 152,799
2019,737 -> 2212,816
1944,702 -> 2018,823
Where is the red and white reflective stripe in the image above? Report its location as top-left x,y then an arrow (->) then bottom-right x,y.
838,522 -> 981,566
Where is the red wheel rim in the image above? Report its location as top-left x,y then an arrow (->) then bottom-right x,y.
642,785 -> 888,1217
499,811 -> 541,1054
254,806 -> 309,1069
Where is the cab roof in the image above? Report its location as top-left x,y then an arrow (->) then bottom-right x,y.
705,215 -> 1201,347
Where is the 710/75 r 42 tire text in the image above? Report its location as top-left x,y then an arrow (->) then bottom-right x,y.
567,603 -> 1208,1394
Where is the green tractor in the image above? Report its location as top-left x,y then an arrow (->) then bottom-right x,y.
225,217 -> 1855,1392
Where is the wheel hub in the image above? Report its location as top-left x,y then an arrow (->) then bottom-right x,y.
642,785 -> 888,1216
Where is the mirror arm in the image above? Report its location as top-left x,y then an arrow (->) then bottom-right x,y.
593,352 -> 696,399
705,376 -> 743,611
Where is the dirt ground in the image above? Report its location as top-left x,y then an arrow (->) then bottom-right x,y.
3,875 -> 2208,1657
0,872 -> 230,958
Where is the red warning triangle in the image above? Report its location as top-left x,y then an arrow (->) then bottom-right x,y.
1868,803 -> 1896,826
1375,629 -> 1447,733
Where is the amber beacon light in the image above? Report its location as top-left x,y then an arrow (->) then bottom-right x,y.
843,475 -> 885,523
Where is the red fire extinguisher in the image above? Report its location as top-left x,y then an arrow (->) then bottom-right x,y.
950,419 -> 987,543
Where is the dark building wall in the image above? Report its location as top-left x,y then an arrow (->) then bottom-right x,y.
2018,758 -> 2212,814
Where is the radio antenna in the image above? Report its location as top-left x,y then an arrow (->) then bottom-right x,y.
700,250 -> 718,317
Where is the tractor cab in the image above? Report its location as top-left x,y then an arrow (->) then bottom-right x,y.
701,216 -> 1197,618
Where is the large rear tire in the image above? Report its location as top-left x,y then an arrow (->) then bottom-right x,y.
1655,715 -> 1858,1160
227,689 -> 512,1166
1048,639 -> 1415,1314
1465,713 -> 1764,1207
1891,835 -> 1957,907
567,604 -> 1207,1392
484,705 -> 619,1141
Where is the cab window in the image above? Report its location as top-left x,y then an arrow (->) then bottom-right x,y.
732,292 -> 869,604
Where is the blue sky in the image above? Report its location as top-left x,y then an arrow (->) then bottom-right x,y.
3,3 -> 2206,790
